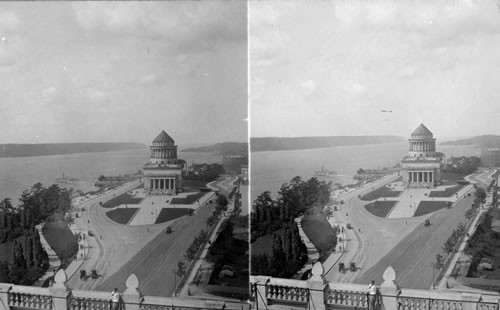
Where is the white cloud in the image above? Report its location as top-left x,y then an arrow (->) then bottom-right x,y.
0,11 -> 20,30
72,2 -> 246,52
300,80 -> 318,95
41,86 -> 57,98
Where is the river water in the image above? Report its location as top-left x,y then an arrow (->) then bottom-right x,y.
0,148 -> 222,203
251,142 -> 481,202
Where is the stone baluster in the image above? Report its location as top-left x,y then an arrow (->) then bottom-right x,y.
49,269 -> 70,310
307,262 -> 326,310
380,266 -> 400,310
122,274 -> 142,310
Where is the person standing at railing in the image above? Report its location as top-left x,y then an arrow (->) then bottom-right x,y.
367,280 -> 377,310
110,288 -> 120,310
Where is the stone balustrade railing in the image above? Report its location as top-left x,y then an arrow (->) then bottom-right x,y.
250,263 -> 500,310
0,270 -> 250,310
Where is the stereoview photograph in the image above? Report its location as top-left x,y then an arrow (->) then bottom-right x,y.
0,2 -> 249,310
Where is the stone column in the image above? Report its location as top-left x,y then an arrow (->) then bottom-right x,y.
251,276 -> 270,309
49,270 -> 70,310
430,172 -> 433,183
306,262 -> 326,310
0,283 -> 11,310
408,172 -> 412,182
379,267 -> 399,310
122,274 -> 142,310
461,293 -> 480,310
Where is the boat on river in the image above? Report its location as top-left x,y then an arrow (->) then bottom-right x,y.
56,173 -> 80,184
315,166 -> 337,177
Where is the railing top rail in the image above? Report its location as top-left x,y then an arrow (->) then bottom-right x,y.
398,289 -> 500,303
9,285 -> 51,296
327,282 -> 368,292
143,296 -> 250,310
267,278 -> 308,288
71,289 -> 112,300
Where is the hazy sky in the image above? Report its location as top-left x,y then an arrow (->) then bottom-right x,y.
0,2 -> 247,145
250,0 -> 500,139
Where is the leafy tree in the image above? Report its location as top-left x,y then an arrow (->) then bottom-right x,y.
465,209 -> 474,221
475,187 -> 486,203
435,254 -> 445,270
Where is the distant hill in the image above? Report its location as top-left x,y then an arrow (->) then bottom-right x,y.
182,142 -> 248,155
251,135 -> 405,152
0,142 -> 147,158
440,135 -> 500,148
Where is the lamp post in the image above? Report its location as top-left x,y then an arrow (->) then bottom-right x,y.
431,263 -> 436,290
173,269 -> 177,297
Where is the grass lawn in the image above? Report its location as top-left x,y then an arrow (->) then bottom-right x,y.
106,208 -> 139,225
171,192 -> 206,204
183,180 -> 209,188
43,220 -> 78,268
413,201 -> 449,217
441,172 -> 468,183
302,209 -> 337,259
155,208 -> 191,224
429,185 -> 465,197
102,193 -> 143,208
361,186 -> 402,201
364,201 -> 398,218
250,229 -> 284,256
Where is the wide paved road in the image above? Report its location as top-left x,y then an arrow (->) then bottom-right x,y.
355,194 -> 472,288
68,180 -> 167,290
355,169 -> 495,289
95,176 -> 236,297
325,173 -> 422,282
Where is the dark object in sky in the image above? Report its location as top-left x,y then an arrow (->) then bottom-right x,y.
381,110 -> 392,113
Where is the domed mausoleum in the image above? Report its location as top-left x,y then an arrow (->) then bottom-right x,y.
401,124 -> 443,187
143,130 -> 184,194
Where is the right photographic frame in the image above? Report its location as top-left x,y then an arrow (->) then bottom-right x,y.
249,1 -> 500,308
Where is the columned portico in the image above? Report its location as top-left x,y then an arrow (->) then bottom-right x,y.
402,124 -> 442,188
148,177 -> 177,190
143,130 -> 184,194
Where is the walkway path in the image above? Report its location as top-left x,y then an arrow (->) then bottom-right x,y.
295,216 -> 320,278
322,217 -> 350,279
34,224 -> 61,286
64,223 -> 89,281
387,189 -> 428,218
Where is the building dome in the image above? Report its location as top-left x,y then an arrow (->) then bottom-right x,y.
152,130 -> 175,146
411,124 -> 433,139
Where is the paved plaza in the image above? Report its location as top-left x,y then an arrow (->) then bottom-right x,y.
362,181 -> 475,219
108,188 -> 215,226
